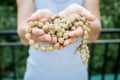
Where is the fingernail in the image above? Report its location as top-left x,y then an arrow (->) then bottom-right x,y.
88,12 -> 96,20
69,32 -> 74,37
39,30 -> 44,35
64,41 -> 69,46
45,35 -> 51,41
59,46 -> 63,50
38,31 -> 43,35
52,37 -> 57,43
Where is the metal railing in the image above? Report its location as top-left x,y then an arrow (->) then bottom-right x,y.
88,40 -> 120,80
0,29 -> 120,80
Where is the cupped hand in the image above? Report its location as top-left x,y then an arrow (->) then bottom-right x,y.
59,4 -> 96,49
27,9 -> 57,44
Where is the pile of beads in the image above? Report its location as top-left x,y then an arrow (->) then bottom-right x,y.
25,14 -> 90,64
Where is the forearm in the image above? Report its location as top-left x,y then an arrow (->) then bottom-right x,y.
16,0 -> 35,45
84,0 -> 101,41
17,24 -> 29,45
89,19 -> 101,41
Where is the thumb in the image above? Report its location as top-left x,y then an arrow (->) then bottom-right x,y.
81,10 -> 95,21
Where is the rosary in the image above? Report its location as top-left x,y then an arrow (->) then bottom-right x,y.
25,14 -> 90,64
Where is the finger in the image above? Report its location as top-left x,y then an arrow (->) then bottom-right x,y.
27,11 -> 42,22
69,27 -> 83,38
64,37 -> 78,46
51,36 -> 57,43
59,10 -> 67,17
32,27 -> 45,37
73,5 -> 95,21
44,34 -> 52,42
38,34 -> 52,42
58,46 -> 64,50
39,18 -> 49,23
59,4 -> 95,21
79,9 -> 95,21
28,9 -> 55,22
71,4 -> 95,21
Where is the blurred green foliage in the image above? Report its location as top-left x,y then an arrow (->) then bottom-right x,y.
100,0 -> 120,28
0,0 -> 120,79
0,0 -> 17,30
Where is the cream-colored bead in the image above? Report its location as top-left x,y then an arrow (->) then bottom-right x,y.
49,30 -> 55,35
49,24 -> 54,30
83,34 -> 89,40
41,46 -> 47,52
85,21 -> 90,27
34,43 -> 40,50
48,46 -> 54,51
73,14 -> 81,21
53,43 -> 60,49
81,16 -> 86,22
86,54 -> 90,58
81,45 -> 86,49
45,22 -> 49,25
74,22 -> 80,27
28,39 -> 35,45
58,37 -> 64,44
80,49 -> 84,54
34,21 -> 39,26
28,22 -> 34,28
43,25 -> 49,32
66,20 -> 71,26
62,24 -> 69,30
63,32 -> 69,39
61,28 -> 65,33
56,32 -> 63,38
85,46 -> 88,50
87,28 -> 91,32
25,27 -> 32,33
79,21 -> 84,27
82,40 -> 87,45
69,16 -> 75,23
76,46 -> 81,51
80,55 -> 84,59
86,50 -> 90,54
61,18 -> 66,23
84,31 -> 88,35
38,22 -> 43,28
82,25 -> 87,30
71,26 -> 76,31
57,26 -> 62,32
83,59 -> 88,64
25,33 -> 31,39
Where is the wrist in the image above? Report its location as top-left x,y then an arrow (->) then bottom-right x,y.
17,25 -> 29,45
89,19 -> 101,41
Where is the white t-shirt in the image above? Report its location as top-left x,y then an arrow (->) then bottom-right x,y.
24,0 -> 88,80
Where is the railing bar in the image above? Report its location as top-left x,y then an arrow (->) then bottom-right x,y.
89,40 -> 120,44
88,44 -> 95,80
0,68 -> 1,80
100,28 -> 120,33
0,40 -> 120,46
0,29 -> 120,35
0,54 -> 2,80
101,43 -> 109,80
114,43 -> 120,80
0,42 -> 22,46
0,30 -> 17,36
11,46 -> 17,80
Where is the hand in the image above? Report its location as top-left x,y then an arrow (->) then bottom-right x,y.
59,4 -> 96,49
27,9 -> 57,43
59,4 -> 95,21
